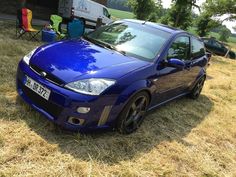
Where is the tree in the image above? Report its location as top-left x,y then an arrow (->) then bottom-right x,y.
195,13 -> 220,37
108,0 -> 131,11
148,12 -> 158,22
128,0 -> 155,20
203,0 -> 236,21
233,26 -> 236,32
219,26 -> 232,42
168,3 -> 192,30
160,0 -> 201,30
148,0 -> 164,22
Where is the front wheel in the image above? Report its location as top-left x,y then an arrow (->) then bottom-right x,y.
117,92 -> 150,134
189,76 -> 206,99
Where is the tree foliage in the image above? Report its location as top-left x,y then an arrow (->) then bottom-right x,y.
164,3 -> 192,30
160,0 -> 198,30
233,26 -> 236,32
107,0 -> 131,12
128,0 -> 155,20
195,13 -> 220,37
148,0 -> 164,22
219,26 -> 232,42
195,0 -> 235,37
203,0 -> 236,21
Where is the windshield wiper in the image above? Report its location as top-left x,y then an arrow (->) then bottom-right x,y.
83,36 -> 106,49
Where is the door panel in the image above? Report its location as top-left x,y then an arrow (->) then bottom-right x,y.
188,37 -> 208,88
152,36 -> 191,105
152,66 -> 187,104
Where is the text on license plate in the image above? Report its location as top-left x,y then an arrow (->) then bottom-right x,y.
25,76 -> 51,100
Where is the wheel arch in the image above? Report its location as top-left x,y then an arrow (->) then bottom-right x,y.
112,80 -> 153,123
189,69 -> 206,91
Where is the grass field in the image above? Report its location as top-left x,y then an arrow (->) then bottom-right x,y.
108,8 -> 135,20
0,20 -> 236,176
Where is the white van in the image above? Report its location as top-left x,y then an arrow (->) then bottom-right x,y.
58,0 -> 113,28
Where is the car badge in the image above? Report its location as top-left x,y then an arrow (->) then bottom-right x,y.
40,72 -> 47,77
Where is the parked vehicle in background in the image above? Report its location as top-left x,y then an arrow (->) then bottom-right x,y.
58,0 -> 112,29
201,37 -> 236,59
16,20 -> 209,134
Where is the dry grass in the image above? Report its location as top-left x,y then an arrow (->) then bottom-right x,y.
0,20 -> 236,177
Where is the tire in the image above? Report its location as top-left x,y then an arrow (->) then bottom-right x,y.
117,92 -> 150,134
229,52 -> 236,60
189,76 -> 206,99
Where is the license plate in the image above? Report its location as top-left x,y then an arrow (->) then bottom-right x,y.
25,76 -> 51,100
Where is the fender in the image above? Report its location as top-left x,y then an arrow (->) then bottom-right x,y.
117,80 -> 154,105
108,79 -> 154,124
189,68 -> 206,91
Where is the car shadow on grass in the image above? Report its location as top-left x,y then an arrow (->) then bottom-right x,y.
15,94 -> 214,164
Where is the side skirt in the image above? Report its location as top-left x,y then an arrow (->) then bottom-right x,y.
148,92 -> 189,111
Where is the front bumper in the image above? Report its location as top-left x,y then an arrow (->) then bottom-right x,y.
16,60 -> 120,131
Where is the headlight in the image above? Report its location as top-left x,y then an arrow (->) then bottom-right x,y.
65,78 -> 116,95
23,48 -> 38,65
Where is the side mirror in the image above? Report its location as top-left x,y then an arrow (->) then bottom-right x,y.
166,58 -> 185,69
108,14 -> 111,19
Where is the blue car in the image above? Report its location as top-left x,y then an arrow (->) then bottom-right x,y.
16,20 -> 208,134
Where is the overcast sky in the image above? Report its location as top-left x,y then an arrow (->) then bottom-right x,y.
161,0 -> 236,33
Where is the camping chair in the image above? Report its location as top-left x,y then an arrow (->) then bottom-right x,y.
16,8 -> 40,41
67,19 -> 85,39
49,15 -> 66,39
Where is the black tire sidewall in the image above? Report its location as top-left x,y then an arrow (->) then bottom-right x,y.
189,76 -> 206,99
117,91 -> 150,134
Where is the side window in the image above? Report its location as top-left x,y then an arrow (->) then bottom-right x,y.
103,8 -> 110,18
213,41 -> 222,48
191,38 -> 205,59
203,39 -> 210,45
167,36 -> 190,61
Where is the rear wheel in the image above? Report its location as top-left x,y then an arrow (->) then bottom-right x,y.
189,76 -> 206,99
229,52 -> 236,59
117,92 -> 150,134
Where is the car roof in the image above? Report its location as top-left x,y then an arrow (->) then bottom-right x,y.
122,19 -> 185,34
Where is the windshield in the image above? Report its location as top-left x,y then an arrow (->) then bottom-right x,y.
85,22 -> 171,61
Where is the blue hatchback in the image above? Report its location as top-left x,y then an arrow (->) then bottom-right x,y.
16,20 -> 208,134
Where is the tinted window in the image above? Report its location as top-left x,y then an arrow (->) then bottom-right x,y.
167,36 -> 190,61
203,39 -> 211,45
191,38 -> 205,59
87,22 -> 171,61
213,41 -> 224,48
103,8 -> 110,18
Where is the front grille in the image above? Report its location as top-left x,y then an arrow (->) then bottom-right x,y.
30,64 -> 65,86
20,82 -> 63,119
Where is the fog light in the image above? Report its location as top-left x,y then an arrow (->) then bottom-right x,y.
77,107 -> 90,114
68,117 -> 85,125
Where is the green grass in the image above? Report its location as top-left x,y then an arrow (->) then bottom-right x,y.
0,20 -> 236,176
108,8 -> 135,20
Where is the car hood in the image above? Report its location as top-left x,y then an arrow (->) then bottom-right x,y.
30,39 -> 150,84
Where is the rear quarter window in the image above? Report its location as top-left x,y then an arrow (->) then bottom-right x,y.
191,38 -> 205,59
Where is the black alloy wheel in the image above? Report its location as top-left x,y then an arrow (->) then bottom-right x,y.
117,92 -> 149,134
189,77 -> 206,99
